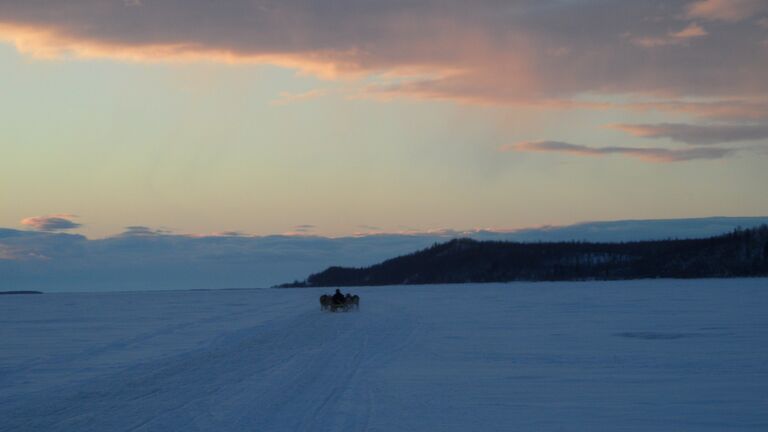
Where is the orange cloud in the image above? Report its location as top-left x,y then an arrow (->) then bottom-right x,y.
0,1 -> 765,115
21,214 -> 81,231
0,23 -> 361,79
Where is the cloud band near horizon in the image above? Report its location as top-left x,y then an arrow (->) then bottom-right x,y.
506,141 -> 734,163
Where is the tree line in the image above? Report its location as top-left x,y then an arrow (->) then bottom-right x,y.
279,225 -> 768,287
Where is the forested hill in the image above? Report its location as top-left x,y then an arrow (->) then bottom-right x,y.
280,225 -> 768,287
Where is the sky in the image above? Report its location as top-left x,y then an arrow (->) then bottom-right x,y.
1,0 -> 768,240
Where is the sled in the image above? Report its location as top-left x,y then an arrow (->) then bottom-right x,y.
319,294 -> 360,312
329,302 -> 351,312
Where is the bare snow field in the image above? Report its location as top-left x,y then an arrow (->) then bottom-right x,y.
1,279 -> 767,431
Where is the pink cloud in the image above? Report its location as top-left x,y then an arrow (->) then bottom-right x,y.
673,23 -> 709,39
631,23 -> 708,48
687,0 -> 768,22
0,1 -> 764,116
506,140 -> 734,163
611,122 -> 768,144
21,214 -> 81,231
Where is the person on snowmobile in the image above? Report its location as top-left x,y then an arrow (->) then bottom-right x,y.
332,289 -> 346,305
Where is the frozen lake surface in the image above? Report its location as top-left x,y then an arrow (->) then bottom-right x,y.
1,279 -> 767,431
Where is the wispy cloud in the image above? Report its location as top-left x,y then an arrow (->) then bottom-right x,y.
501,98 -> 768,122
623,100 -> 768,121
0,1 -> 765,112
686,0 -> 768,22
20,214 -> 81,231
119,226 -> 173,237
282,224 -> 318,236
631,23 -> 708,48
612,122 -> 768,144
506,140 -> 734,163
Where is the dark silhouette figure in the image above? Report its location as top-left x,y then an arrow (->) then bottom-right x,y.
332,289 -> 345,305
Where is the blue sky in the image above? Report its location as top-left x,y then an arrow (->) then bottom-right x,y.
1,0 -> 767,240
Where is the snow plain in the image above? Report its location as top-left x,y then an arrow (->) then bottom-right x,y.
1,279 -> 767,431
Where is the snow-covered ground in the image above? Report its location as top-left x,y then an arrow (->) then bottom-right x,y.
1,279 -> 767,431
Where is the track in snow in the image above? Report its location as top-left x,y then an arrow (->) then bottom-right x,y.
1,297 -> 416,432
2,280 -> 768,431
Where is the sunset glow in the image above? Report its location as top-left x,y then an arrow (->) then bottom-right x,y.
1,0 -> 767,238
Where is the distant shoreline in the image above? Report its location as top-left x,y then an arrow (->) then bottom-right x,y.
281,225 -> 768,288
0,291 -> 43,295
